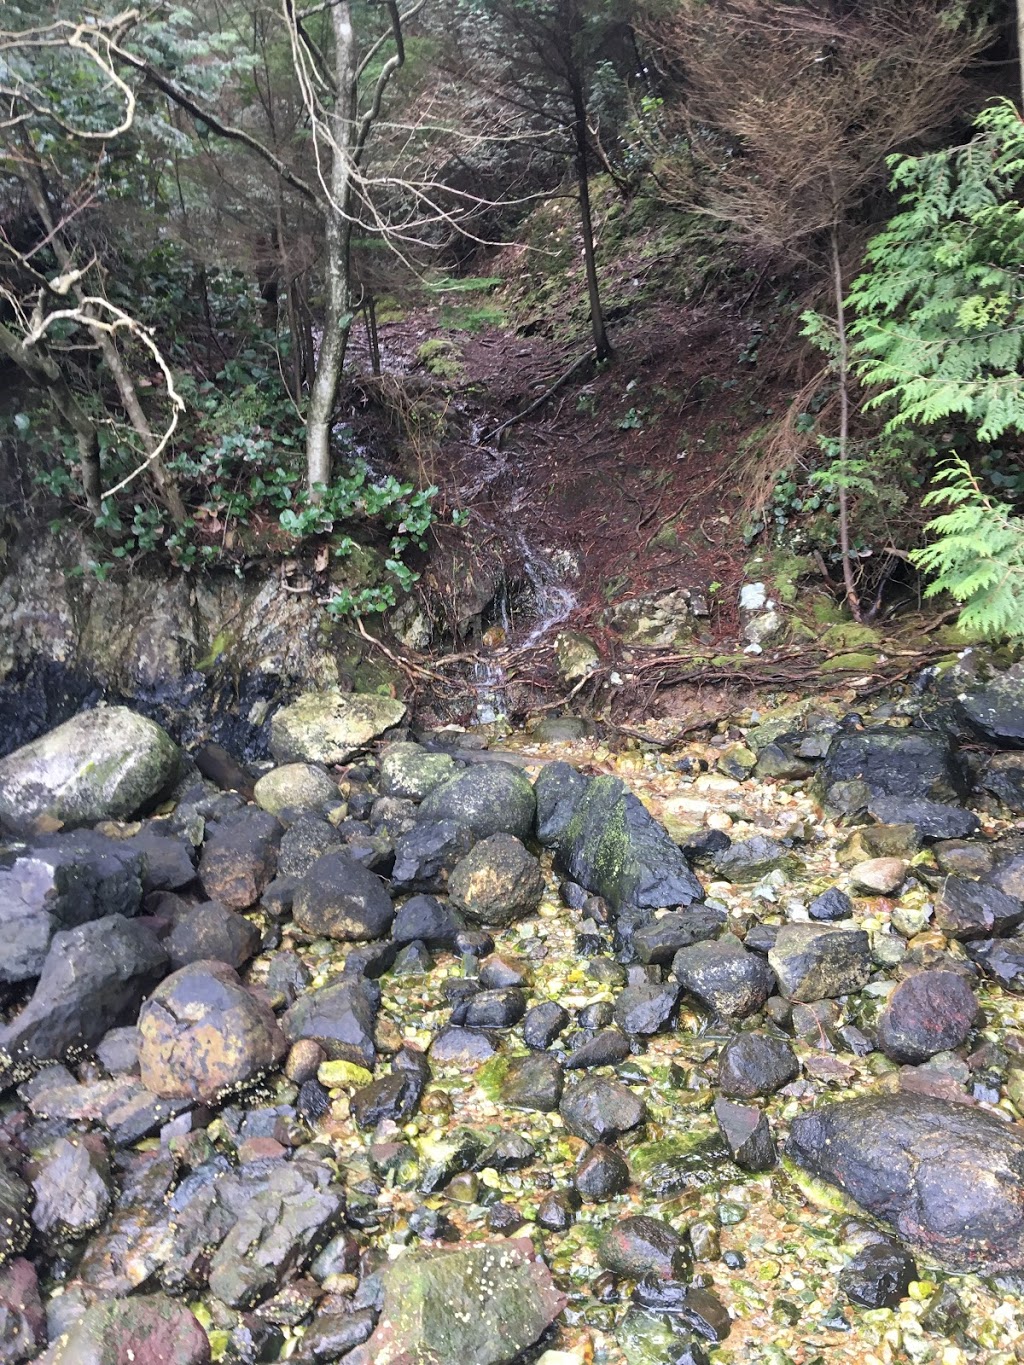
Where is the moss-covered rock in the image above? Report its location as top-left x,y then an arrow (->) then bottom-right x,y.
269,691 -> 406,765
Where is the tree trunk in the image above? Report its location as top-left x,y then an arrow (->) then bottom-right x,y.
305,0 -> 358,495
569,72 -> 612,363
831,226 -> 862,623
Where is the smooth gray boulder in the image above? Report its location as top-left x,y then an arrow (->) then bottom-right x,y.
0,707 -> 179,834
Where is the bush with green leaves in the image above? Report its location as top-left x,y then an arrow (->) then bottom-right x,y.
847,98 -> 1024,638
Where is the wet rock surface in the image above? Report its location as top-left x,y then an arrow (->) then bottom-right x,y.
4,687 -> 1024,1364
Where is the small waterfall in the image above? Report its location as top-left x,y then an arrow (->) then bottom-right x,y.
472,535 -> 578,724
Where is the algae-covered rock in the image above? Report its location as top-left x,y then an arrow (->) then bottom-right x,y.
344,1238 -> 565,1365
269,692 -> 406,765
556,776 -> 703,913
379,743 -> 456,801
0,707 -> 179,834
554,630 -> 600,681
40,1294 -> 211,1365
629,1134 -> 730,1200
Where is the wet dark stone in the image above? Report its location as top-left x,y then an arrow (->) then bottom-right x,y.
429,1026 -> 496,1067
198,808 -> 281,910
0,832 -> 144,991
521,1001 -> 569,1051
277,815 -> 343,879
534,760 -> 591,847
598,1215 -> 691,1281
575,1143 -> 631,1201
633,908 -> 726,965
786,1092 -> 1024,1273
0,916 -> 167,1086
868,797 -> 979,842
743,923 -> 778,955
630,1135 -> 731,1201
616,1307 -> 711,1365
390,821 -> 474,894
292,851 -> 394,942
555,775 -> 704,914
876,970 -> 978,1064
31,1134 -> 112,1244
714,1098 -> 776,1172
418,762 -> 537,841
282,976 -> 378,1068
350,1071 -> 423,1129
563,1030 -> 632,1070
560,1076 -> 647,1144
166,899 -> 260,971
40,1295 -> 211,1365
718,1032 -> 800,1098
479,1134 -> 536,1171
297,1080 -> 330,1122
672,940 -> 776,1018
714,835 -> 794,884
487,1201 -> 525,1234
498,1053 -> 564,1112
454,928 -> 494,958
769,923 -> 872,1002
536,1188 -> 580,1232
578,1001 -> 615,1030
815,728 -> 969,810
613,982 -> 680,1036
934,877 -> 1024,941
392,940 -> 433,975
343,941 -> 400,979
463,987 -> 526,1029
632,1281 -> 733,1343
967,935 -> 1024,991
808,888 -> 853,922
839,1242 -> 917,1309
981,752 -> 1024,812
0,1256 -> 44,1360
293,1308 -> 376,1361
478,953 -> 531,989
679,828 -> 731,864
448,835 -> 545,927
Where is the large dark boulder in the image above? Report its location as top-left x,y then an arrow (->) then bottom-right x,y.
555,776 -> 703,914
786,1093 -> 1024,1273
417,762 -> 536,841
138,960 -> 286,1102
0,832 -> 144,991
934,877 -> 1024,940
198,808 -> 281,910
815,728 -> 968,812
533,761 -> 590,847
0,917 -> 167,1087
165,900 -> 260,971
955,662 -> 1024,746
390,821 -> 473,894
292,851 -> 394,941
875,970 -> 979,1064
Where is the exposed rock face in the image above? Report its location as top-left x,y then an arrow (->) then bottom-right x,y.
0,917 -> 167,1086
955,662 -> 1024,746
344,1239 -> 566,1365
0,707 -> 179,834
269,692 -> 406,764
787,1093 -> 1024,1273
138,960 -> 286,1102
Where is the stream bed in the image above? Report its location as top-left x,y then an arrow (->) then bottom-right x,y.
1,672 -> 1024,1365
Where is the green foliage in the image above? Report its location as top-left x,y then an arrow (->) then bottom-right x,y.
847,98 -> 1024,637
848,99 -> 1024,442
914,457 -> 1024,637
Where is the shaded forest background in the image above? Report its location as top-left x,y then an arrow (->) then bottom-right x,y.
3,0 -> 1024,639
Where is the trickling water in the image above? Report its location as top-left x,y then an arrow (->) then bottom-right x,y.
472,534 -> 578,724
